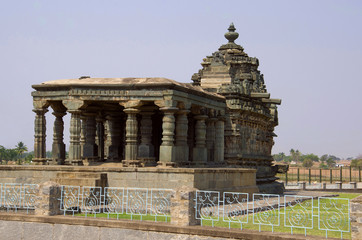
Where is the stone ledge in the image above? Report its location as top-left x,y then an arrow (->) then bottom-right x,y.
0,165 -> 256,174
0,213 -> 325,240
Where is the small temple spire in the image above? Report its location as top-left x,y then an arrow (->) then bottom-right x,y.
224,23 -> 239,43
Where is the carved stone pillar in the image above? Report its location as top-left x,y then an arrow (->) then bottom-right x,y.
83,113 -> 98,158
106,115 -> 122,161
175,110 -> 189,164
206,117 -> 217,163
159,107 -> 178,165
68,110 -> 82,165
96,115 -> 105,161
192,114 -> 208,164
33,108 -> 48,165
123,108 -> 139,161
138,110 -> 156,166
51,111 -> 66,165
214,116 -> 225,163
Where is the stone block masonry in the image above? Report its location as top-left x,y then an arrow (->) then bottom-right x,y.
351,194 -> 362,240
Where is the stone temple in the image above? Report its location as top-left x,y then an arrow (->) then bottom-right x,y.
30,24 -> 282,193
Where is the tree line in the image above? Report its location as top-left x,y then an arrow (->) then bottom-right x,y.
273,149 -> 340,168
273,149 -> 362,169
0,142 -> 32,164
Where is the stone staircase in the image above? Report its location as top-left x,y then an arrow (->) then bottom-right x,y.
51,172 -> 107,188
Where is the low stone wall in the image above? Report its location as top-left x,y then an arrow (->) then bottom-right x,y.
0,165 -> 258,193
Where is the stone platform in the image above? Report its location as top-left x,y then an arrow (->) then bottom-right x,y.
0,165 -> 258,194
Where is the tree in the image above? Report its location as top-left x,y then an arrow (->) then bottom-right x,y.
301,153 -> 319,162
326,157 -> 336,168
0,145 -> 5,164
273,152 -> 286,162
295,150 -> 301,164
302,158 -> 313,168
290,149 -> 295,162
15,141 -> 28,159
351,159 -> 362,169
320,154 -> 328,163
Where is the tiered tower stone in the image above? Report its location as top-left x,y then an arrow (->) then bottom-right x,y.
192,23 -> 282,192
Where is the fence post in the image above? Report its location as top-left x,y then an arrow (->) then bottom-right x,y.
308,168 -> 311,185
350,165 -> 352,182
285,169 -> 288,186
350,195 -> 362,240
330,169 -> 333,183
340,167 -> 343,183
35,181 -> 62,216
297,168 -> 300,182
359,166 -> 361,182
319,168 -> 322,183
171,186 -> 200,226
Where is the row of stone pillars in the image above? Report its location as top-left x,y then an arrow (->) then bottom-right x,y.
33,104 -> 225,166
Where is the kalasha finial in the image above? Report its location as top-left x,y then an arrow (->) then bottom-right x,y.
224,23 -> 239,43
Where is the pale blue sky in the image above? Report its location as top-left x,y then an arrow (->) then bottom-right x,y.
0,0 -> 361,158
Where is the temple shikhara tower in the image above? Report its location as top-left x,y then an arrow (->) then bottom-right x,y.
31,24 -> 282,193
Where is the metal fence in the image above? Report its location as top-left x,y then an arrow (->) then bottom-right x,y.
277,166 -> 362,185
59,185 -> 173,222
0,183 -> 38,213
195,190 -> 350,239
0,183 -> 353,239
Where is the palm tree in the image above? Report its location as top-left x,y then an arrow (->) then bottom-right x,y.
295,150 -> 301,164
15,142 -> 28,160
290,149 -> 295,162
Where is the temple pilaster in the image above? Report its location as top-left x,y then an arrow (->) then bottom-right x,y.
51,111 -> 66,165
33,108 -> 48,165
192,114 -> 208,165
175,110 -> 189,164
159,107 -> 178,165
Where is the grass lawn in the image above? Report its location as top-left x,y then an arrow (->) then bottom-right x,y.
75,211 -> 170,222
201,192 -> 360,239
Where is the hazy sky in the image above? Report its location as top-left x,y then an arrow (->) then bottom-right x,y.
0,0 -> 361,158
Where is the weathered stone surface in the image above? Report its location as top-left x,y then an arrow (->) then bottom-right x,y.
171,186 -> 200,226
0,220 -> 23,240
23,222 -> 53,240
100,227 -> 148,240
34,181 -> 62,216
148,231 -> 189,240
53,224 -> 100,240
